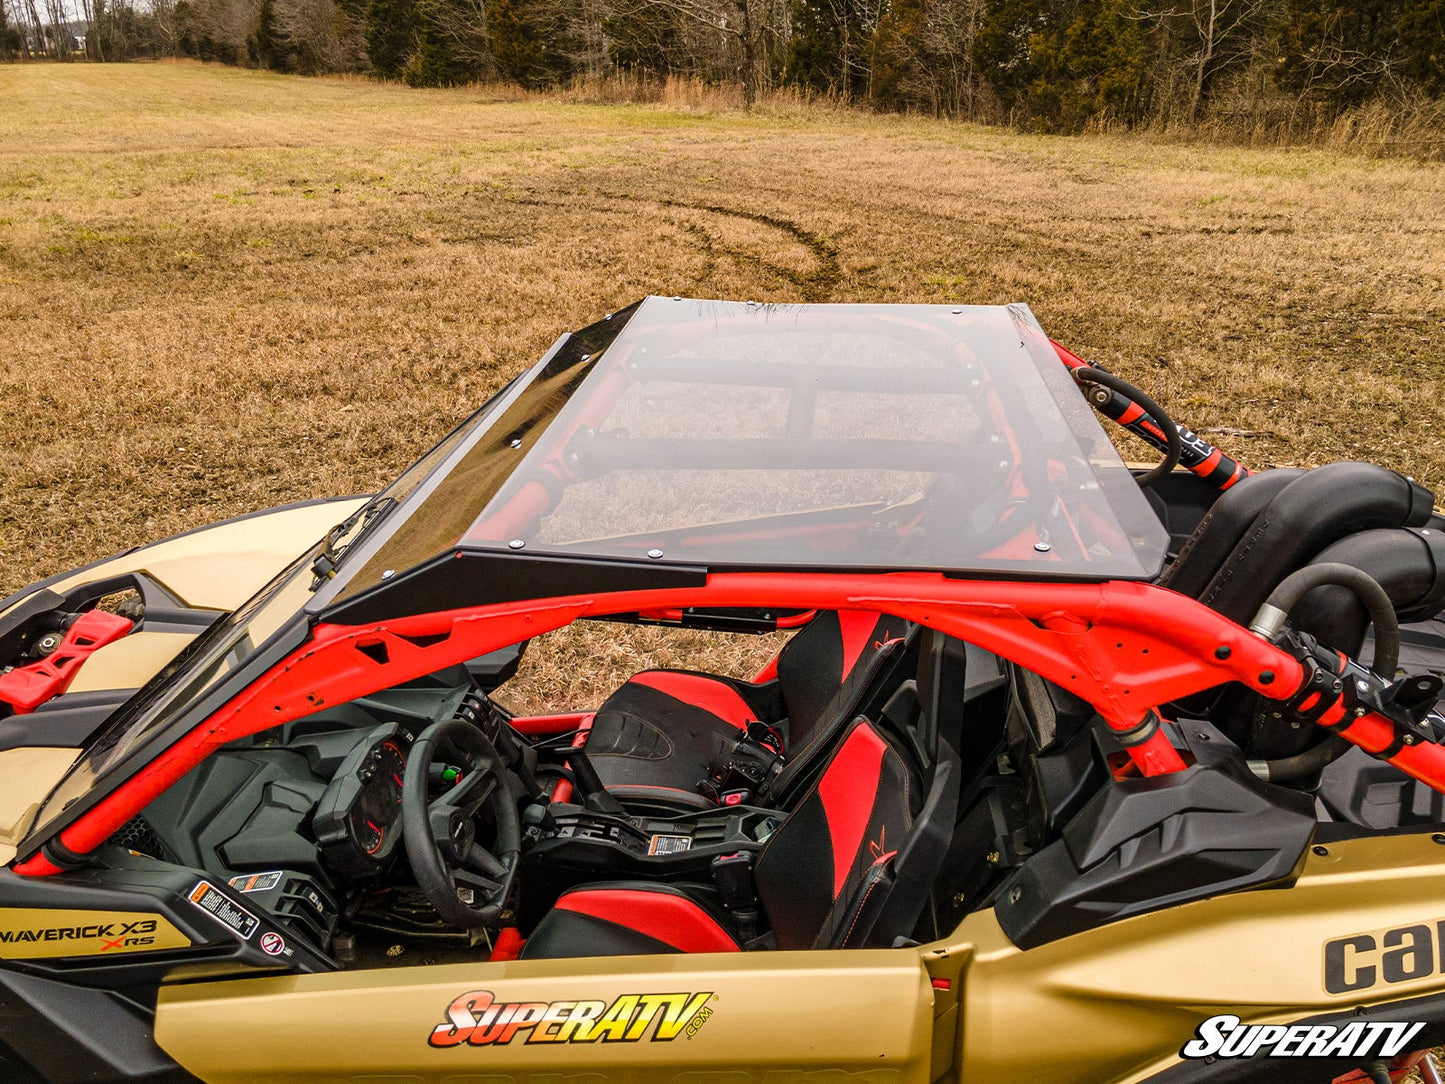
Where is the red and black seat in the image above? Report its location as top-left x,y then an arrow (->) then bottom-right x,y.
522,705 -> 960,958
578,610 -> 911,811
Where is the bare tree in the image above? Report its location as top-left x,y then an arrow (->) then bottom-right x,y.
148,0 -> 189,55
609,0 -> 787,104
273,0 -> 362,70
422,0 -> 492,69
1136,0 -> 1277,119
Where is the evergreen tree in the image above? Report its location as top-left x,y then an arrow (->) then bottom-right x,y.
249,0 -> 292,68
1400,0 -> 1445,91
787,0 -> 873,95
487,0 -> 576,87
367,0 -> 418,76
400,4 -> 471,85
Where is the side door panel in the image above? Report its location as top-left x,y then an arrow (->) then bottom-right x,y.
156,949 -> 936,1083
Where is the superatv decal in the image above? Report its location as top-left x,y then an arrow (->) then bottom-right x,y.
429,990 -> 715,1047
1181,1014 -> 1425,1059
0,907 -> 190,959
1324,919 -> 1445,994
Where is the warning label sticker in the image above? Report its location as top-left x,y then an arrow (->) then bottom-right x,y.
228,871 -> 283,894
647,834 -> 692,856
188,881 -> 260,940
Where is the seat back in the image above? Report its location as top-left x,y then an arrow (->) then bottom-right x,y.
767,610 -> 912,800
775,610 -> 908,737
754,701 -> 958,950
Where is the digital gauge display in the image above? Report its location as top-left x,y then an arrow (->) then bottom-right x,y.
352,739 -> 407,855
314,724 -> 413,875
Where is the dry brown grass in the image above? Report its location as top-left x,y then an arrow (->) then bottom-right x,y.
2,61 -> 1444,711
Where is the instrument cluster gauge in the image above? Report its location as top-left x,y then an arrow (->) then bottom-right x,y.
314,723 -> 414,875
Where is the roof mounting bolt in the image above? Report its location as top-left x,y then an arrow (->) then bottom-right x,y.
951,308 -> 963,315
604,312 -> 613,319
673,295 -> 682,301
381,569 -> 395,580
508,539 -> 526,550
647,548 -> 664,559
509,438 -> 522,448
746,300 -> 758,306
1034,541 -> 1052,553
580,353 -> 591,362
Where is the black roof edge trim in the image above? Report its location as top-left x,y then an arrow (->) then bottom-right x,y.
319,551 -> 710,625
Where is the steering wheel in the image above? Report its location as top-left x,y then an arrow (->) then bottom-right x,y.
401,719 -> 521,929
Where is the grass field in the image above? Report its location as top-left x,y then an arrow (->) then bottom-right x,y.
2,61 -> 1445,709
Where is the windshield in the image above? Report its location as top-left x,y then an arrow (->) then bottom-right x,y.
27,387 -> 517,844
25,299 -> 1170,850
334,298 -> 1168,596
31,550 -> 317,837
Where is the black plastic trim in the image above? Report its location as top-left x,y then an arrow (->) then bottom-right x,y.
320,551 -> 710,624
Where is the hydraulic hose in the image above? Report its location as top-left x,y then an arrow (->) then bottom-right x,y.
1255,735 -> 1351,783
1288,528 -> 1445,657
1250,564 -> 1399,783
1073,367 -> 1182,488
1250,562 -> 1400,678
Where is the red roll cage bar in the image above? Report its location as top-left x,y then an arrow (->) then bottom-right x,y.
17,570 -> 1444,877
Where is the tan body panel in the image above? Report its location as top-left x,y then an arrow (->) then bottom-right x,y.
942,833 -> 1445,1083
0,497 -> 366,618
0,747 -> 79,864
0,497 -> 363,706
0,906 -> 190,959
153,835 -> 1445,1083
156,950 -> 935,1084
66,631 -> 202,694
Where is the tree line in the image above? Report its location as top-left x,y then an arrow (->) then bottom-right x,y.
2,0 -> 1442,132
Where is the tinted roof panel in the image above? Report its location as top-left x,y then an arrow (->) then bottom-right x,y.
336,298 -> 1169,599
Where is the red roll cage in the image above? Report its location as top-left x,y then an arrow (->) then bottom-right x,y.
18,570 -> 1444,877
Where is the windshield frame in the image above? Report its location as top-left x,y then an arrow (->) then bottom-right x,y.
23,370 -> 535,852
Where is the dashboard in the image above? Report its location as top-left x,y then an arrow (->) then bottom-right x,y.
313,724 -> 413,874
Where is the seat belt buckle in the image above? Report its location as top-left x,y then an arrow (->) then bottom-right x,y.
710,851 -> 759,943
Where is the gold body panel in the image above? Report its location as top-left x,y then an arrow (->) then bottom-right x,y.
156,949 -> 935,1083
944,833 -> 1445,1082
150,834 -> 1445,1083
0,907 -> 190,959
0,747 -> 80,864
0,497 -> 365,622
